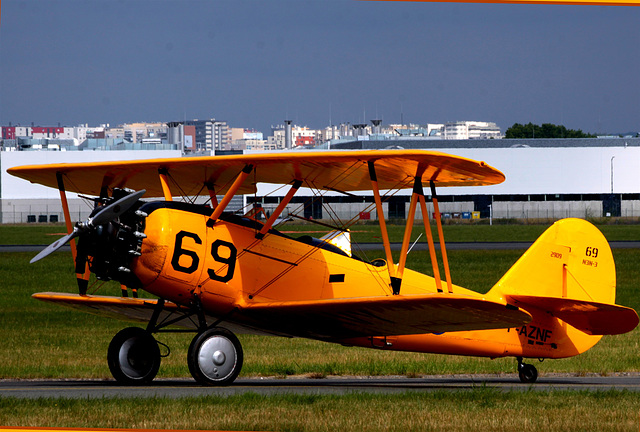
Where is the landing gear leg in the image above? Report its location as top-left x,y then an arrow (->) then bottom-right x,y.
187,328 -> 243,386
517,357 -> 538,383
107,327 -> 161,385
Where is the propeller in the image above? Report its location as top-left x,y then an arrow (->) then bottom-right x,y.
30,189 -> 146,264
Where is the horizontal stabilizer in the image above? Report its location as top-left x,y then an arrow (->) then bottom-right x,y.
240,294 -> 532,339
508,294 -> 639,335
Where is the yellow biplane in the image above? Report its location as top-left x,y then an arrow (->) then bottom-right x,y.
8,150 -> 638,385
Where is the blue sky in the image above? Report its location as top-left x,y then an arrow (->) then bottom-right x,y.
1,0 -> 639,135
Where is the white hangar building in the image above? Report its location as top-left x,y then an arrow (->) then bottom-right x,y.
302,137 -> 640,221
1,150 -> 180,224
1,138 -> 639,224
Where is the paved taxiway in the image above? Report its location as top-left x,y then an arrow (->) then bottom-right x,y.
2,375 -> 640,399
3,241 -> 640,254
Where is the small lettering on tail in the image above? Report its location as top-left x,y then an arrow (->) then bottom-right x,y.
517,325 -> 553,344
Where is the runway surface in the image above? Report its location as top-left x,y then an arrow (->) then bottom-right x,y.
3,241 -> 640,254
357,241 -> 640,251
2,374 -> 640,399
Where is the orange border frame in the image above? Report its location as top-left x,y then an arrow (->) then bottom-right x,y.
368,0 -> 640,6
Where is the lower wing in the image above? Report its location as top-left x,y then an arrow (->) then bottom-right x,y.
34,292 -> 532,340
238,294 -> 532,340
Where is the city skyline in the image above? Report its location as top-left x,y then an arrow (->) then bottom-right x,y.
1,0 -> 639,136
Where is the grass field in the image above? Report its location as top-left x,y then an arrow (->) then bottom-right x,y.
1,221 -> 640,430
3,218 -> 640,244
2,219 -> 640,380
2,248 -> 639,380
2,390 -> 640,431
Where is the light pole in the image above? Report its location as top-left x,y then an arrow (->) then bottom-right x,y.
610,156 -> 615,194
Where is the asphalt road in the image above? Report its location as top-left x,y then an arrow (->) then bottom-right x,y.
3,241 -> 640,254
2,374 -> 640,399
357,241 -> 640,250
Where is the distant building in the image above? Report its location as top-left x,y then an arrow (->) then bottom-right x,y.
31,127 -> 67,139
444,121 -> 502,140
316,126 -> 340,144
167,122 -> 196,153
244,139 -> 274,151
268,126 -> 286,149
3,126 -> 76,141
230,127 -> 245,143
230,129 -> 268,151
295,136 -> 313,147
1,123 -> 151,148
243,130 -> 263,141
122,122 -> 167,143
104,127 -> 125,140
269,124 -> 316,149
389,123 -> 444,138
183,119 -> 230,152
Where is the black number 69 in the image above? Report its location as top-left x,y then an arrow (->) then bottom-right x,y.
171,231 -> 202,274
208,240 -> 237,283
586,247 -> 599,258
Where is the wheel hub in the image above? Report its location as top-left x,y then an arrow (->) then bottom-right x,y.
198,336 -> 236,381
212,350 -> 226,366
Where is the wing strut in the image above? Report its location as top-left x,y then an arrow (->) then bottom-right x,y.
205,182 -> 219,209
56,172 -> 90,295
417,184 -> 443,293
430,181 -> 453,293
158,168 -> 173,201
394,176 -> 422,294
206,164 -> 254,227
255,179 -> 302,240
368,162 -> 396,283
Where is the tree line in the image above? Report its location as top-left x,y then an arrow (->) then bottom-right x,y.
505,123 -> 595,139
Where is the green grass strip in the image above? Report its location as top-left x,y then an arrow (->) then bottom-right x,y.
1,390 -> 639,431
2,248 -> 640,379
3,220 -> 640,245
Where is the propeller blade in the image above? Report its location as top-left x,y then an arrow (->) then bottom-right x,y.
90,189 -> 146,226
30,189 -> 146,264
30,229 -> 79,264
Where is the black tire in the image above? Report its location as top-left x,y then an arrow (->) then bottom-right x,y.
107,327 -> 161,385
187,328 -> 243,386
518,363 -> 538,383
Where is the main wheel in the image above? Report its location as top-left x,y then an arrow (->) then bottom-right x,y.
107,327 -> 161,385
518,363 -> 538,383
188,328 -> 243,386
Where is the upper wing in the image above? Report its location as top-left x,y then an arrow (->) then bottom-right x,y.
8,150 -> 504,197
238,294 -> 532,340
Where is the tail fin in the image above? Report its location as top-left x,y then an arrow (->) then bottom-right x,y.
489,218 -> 638,336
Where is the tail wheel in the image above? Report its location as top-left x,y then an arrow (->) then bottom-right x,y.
107,327 -> 161,385
188,328 -> 243,386
518,363 -> 538,383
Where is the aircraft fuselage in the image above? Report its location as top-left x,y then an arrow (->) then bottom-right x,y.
132,203 -> 599,361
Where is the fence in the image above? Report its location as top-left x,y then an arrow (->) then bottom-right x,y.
491,209 -> 640,220
2,210 -> 94,224
3,201 -> 640,224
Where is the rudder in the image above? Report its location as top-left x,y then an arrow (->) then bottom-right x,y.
489,218 -> 637,336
